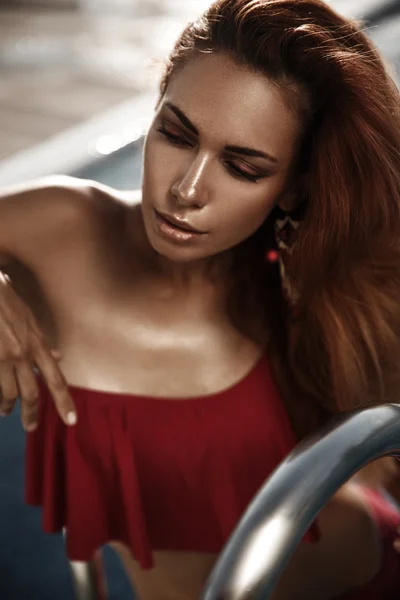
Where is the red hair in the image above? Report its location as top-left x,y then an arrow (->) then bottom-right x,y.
158,0 -> 400,437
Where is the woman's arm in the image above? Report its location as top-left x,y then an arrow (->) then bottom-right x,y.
0,175 -> 98,428
0,175 -> 95,269
0,268 -> 77,429
271,483 -> 380,600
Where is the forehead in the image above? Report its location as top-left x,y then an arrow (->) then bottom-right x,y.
163,52 -> 302,158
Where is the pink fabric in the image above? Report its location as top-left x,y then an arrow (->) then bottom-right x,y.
340,487 -> 400,599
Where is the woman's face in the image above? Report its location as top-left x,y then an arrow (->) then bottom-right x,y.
141,52 -> 304,263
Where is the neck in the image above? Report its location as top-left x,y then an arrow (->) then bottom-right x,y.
123,203 -> 268,337
151,249 -> 234,292
129,205 -> 233,293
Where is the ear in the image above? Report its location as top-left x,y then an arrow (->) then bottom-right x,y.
277,174 -> 308,212
277,192 -> 299,213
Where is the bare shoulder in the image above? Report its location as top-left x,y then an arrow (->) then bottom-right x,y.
0,174 -> 138,219
0,175 -> 141,267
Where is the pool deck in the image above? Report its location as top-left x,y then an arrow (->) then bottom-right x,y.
0,0 -> 391,183
0,1 -> 210,164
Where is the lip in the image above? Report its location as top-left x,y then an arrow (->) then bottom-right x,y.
156,210 -> 207,234
153,209 -> 208,244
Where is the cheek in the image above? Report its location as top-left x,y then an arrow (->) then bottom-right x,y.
206,197 -> 273,254
220,183 -> 283,236
225,200 -> 274,237
143,140 -> 161,186
143,135 -> 177,190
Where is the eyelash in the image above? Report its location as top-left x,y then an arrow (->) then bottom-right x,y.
155,126 -> 264,183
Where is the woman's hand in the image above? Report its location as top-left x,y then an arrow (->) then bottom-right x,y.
0,272 -> 76,431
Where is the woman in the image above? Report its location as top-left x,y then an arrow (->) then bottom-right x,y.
1,0 -> 400,598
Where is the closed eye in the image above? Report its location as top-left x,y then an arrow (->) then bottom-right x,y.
156,126 -> 192,147
155,126 -> 267,183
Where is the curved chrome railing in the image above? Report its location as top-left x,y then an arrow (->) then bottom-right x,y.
69,558 -> 104,600
201,404 -> 400,599
68,404 -> 400,600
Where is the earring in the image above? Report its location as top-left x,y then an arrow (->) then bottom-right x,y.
265,206 -> 302,315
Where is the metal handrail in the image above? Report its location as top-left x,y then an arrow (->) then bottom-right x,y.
201,404 -> 400,599
67,404 -> 400,599
69,559 -> 103,600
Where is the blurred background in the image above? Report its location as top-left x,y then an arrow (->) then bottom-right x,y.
0,0 -> 399,188
0,1 -> 399,599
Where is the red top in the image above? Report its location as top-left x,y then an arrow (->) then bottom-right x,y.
24,355 -> 400,596
25,354 -> 317,568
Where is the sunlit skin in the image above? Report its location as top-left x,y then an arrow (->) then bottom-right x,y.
0,50 -> 386,600
138,51 -> 304,286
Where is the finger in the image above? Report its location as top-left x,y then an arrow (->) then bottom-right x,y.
0,304 -> 25,362
33,340 -> 77,426
15,361 -> 40,432
394,538 -> 400,553
0,363 -> 19,416
0,281 -> 27,346
28,316 -> 62,361
49,349 -> 62,361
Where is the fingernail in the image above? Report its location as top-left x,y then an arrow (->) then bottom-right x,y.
66,412 -> 77,426
25,423 -> 37,432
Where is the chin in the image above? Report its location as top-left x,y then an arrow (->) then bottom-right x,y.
150,237 -> 208,263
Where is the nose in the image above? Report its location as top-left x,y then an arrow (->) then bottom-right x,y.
171,153 -> 210,208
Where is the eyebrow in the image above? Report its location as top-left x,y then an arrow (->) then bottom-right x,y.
164,101 -> 279,164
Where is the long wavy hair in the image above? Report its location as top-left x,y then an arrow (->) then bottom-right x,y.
157,0 -> 400,437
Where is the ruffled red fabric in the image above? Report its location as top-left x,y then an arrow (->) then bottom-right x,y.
25,354 -> 318,568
